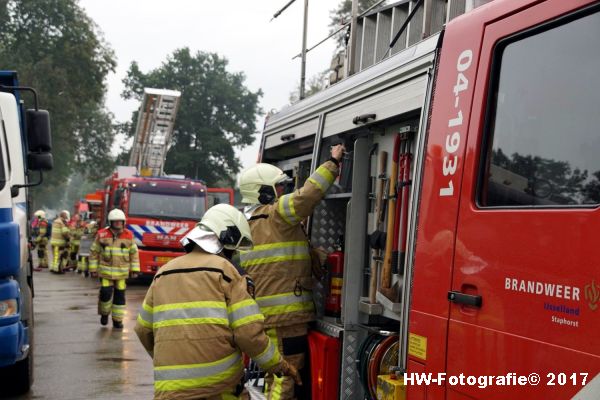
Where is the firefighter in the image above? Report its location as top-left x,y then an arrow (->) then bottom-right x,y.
69,215 -> 84,271
32,210 -> 49,269
134,204 -> 301,400
77,220 -> 98,277
89,209 -> 140,329
50,210 -> 71,274
238,144 -> 344,400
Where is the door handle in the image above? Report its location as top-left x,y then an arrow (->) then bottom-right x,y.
448,291 -> 482,308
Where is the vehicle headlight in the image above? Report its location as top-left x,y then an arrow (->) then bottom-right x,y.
0,299 -> 17,317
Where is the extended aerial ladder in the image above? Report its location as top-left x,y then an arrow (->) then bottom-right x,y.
128,88 -> 181,176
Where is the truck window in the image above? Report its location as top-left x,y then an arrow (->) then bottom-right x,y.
479,8 -> 600,207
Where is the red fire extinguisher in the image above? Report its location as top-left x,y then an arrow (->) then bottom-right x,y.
325,236 -> 344,318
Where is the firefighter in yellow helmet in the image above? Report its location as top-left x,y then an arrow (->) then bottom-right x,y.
238,144 -> 344,399
32,210 -> 49,269
89,209 -> 140,329
50,210 -> 71,273
135,204 -> 301,400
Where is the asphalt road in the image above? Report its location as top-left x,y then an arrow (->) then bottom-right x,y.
7,269 -> 154,400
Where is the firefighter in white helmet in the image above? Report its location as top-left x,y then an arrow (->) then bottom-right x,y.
32,210 -> 50,269
135,204 -> 300,399
50,210 -> 71,273
238,144 -> 344,399
89,209 -> 140,329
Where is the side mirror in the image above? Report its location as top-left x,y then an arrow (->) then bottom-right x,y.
27,152 -> 53,171
26,109 -> 52,152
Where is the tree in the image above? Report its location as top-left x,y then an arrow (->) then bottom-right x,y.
289,69 -> 329,103
121,48 -> 262,186
0,0 -> 116,209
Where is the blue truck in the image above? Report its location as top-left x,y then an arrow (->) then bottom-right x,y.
0,71 -> 53,393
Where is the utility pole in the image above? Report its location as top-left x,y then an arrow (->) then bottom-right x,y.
299,0 -> 309,100
347,0 -> 359,77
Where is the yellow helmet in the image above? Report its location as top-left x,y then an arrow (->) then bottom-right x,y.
197,204 -> 253,251
239,163 -> 291,204
108,209 -> 126,222
34,210 -> 46,219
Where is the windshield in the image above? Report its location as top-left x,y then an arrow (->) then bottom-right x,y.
128,192 -> 206,220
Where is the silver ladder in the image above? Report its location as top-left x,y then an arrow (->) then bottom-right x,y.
128,88 -> 181,176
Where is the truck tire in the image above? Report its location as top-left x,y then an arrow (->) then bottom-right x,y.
0,345 -> 33,395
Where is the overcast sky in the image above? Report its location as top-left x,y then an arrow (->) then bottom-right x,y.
79,0 -> 341,172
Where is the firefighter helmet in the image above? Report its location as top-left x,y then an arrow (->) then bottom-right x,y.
108,209 -> 126,222
60,210 -> 71,221
198,204 -> 253,250
239,163 -> 292,204
34,210 -> 46,219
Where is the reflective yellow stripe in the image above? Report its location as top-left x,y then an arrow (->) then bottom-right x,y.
241,254 -> 310,267
278,195 -> 293,225
308,165 -> 335,193
153,317 -> 229,329
251,241 -> 306,251
227,299 -> 255,313
143,301 -> 153,313
254,339 -> 280,370
257,291 -> 314,316
316,165 -> 335,184
155,363 -> 242,392
148,301 -> 226,313
277,194 -> 300,225
271,374 -> 284,400
154,352 -> 243,392
307,177 -> 323,191
260,302 -> 314,316
240,241 -> 310,268
137,313 -> 152,328
230,314 -> 264,329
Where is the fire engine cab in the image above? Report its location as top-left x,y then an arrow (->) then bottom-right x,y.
256,0 -> 600,398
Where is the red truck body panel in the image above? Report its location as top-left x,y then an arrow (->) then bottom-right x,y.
409,0 -> 600,398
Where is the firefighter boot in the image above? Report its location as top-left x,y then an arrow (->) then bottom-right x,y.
112,320 -> 123,329
100,315 -> 109,326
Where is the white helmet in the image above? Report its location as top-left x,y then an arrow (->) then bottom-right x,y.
60,210 -> 70,221
34,210 -> 46,219
239,163 -> 291,204
182,204 -> 253,252
108,209 -> 126,222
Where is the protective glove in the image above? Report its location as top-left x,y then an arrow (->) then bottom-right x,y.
276,359 -> 302,386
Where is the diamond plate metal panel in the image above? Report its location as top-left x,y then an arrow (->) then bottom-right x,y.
341,330 -> 363,400
310,199 -> 349,316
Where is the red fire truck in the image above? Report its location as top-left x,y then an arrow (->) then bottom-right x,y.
97,88 -> 234,276
102,167 -> 233,275
257,0 -> 600,398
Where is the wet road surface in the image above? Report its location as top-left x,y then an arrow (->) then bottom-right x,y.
7,269 -> 154,400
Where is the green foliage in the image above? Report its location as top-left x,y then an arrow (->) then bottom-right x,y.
289,69 -> 329,103
121,48 -> 262,186
0,0 -> 116,209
